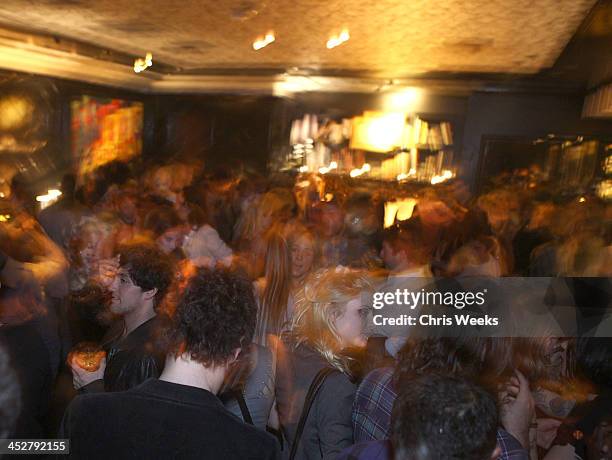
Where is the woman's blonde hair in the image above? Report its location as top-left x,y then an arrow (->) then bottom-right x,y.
289,267 -> 372,372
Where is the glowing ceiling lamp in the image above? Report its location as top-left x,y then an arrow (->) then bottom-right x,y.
253,32 -> 275,50
383,88 -> 422,113
318,161 -> 338,175
327,29 -> 350,49
133,52 -> 153,73
430,169 -> 454,185
349,163 -> 371,178
36,189 -> 62,210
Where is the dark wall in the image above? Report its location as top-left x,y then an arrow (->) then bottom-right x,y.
150,94 -> 279,173
461,91 -> 612,187
3,68 -> 612,193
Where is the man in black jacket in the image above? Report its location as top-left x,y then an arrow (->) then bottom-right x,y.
70,243 -> 174,392
60,268 -> 280,459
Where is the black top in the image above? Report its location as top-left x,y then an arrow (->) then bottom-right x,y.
0,322 -> 53,438
275,341 -> 356,460
60,378 -> 280,460
83,316 -> 165,393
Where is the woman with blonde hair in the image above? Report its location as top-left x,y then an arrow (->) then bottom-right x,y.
275,268 -> 372,459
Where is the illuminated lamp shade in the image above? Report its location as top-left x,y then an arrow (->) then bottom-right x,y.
350,111 -> 405,153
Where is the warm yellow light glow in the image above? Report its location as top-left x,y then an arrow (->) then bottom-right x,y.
0,96 -> 34,130
134,52 -> 153,73
384,198 -> 417,228
579,197 -> 586,203
273,75 -> 320,95
327,29 -> 350,49
349,163 -> 371,178
298,165 -> 309,173
430,169 -> 454,185
0,214 -> 11,223
350,112 -> 405,153
324,193 -> 334,202
36,189 -> 62,209
253,32 -> 275,50
318,160 -> 338,175
384,88 -> 422,113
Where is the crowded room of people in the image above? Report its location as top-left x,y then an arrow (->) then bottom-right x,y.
0,0 -> 610,458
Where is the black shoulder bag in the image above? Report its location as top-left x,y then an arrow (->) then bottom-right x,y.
288,367 -> 338,460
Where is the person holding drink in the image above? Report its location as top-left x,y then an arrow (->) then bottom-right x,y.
68,242 -> 174,392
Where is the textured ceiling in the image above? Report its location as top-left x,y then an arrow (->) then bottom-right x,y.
0,0 -> 598,78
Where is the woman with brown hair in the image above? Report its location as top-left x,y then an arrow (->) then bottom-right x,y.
254,222 -> 318,346
254,226 -> 292,346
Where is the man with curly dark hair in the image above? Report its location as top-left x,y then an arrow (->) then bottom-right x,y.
69,242 -> 174,393
60,268 -> 279,459
392,375 -> 500,460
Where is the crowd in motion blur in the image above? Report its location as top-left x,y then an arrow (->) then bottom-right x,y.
0,158 -> 610,459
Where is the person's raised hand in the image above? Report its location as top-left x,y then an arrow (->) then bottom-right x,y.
499,369 -> 535,449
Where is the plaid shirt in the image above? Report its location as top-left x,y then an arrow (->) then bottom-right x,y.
352,367 -> 396,443
352,367 -> 528,460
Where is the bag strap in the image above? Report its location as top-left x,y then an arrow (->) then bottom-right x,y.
234,389 -> 254,426
289,367 -> 337,460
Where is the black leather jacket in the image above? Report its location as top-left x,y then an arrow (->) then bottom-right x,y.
82,316 -> 164,393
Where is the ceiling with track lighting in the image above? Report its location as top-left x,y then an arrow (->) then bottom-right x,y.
0,0 -> 598,76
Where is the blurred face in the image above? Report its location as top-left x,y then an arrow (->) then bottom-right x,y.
258,209 -> 276,233
110,268 -> 144,315
320,208 -> 343,237
79,231 -> 103,267
118,197 -> 137,224
156,227 -> 185,254
291,235 -> 315,280
334,296 -> 369,348
153,170 -> 172,194
543,337 -> 566,368
484,207 -> 509,234
381,241 -> 403,271
528,204 -> 554,230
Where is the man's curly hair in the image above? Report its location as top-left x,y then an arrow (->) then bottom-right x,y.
166,268 -> 256,367
118,242 -> 174,307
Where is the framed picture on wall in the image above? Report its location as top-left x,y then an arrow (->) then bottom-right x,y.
71,95 -> 143,180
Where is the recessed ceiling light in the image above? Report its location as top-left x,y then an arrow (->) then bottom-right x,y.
253,32 -> 275,50
327,29 -> 349,49
134,52 -> 153,73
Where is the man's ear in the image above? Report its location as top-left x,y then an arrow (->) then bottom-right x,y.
142,287 -> 158,302
490,445 -> 502,460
